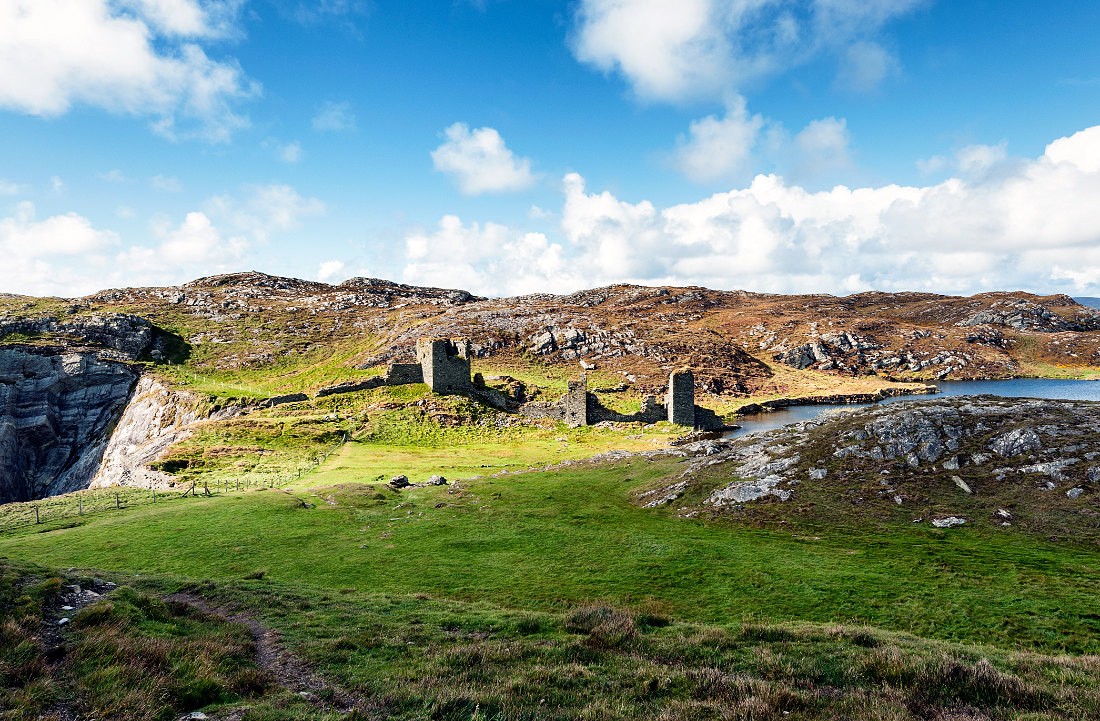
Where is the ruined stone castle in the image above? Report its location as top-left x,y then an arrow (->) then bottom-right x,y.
317,337 -> 725,429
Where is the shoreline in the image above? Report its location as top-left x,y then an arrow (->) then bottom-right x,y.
733,384 -> 939,417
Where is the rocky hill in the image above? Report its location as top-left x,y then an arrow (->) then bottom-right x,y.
2,272 -> 1099,503
3,272 -> 1099,392
642,396 -> 1100,544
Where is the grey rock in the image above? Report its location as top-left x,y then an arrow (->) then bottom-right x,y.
639,480 -> 688,508
1067,487 -> 1084,500
707,478 -> 793,506
808,467 -> 827,480
952,476 -> 973,494
92,376 -> 236,490
989,427 -> 1042,457
425,475 -> 448,486
0,347 -> 138,502
932,516 -> 967,528
388,474 -> 410,488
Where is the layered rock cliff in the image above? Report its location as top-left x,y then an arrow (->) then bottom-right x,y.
0,347 -> 138,502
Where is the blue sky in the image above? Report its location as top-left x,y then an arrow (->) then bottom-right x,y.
3,0 -> 1100,298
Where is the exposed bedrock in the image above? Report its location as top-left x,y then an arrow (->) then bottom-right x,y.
0,346 -> 139,502
91,376 -> 231,490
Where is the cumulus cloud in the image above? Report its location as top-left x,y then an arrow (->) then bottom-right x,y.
571,0 -> 922,102
431,123 -> 538,195
1,202 -> 119,258
0,183 -> 325,296
792,116 -> 852,178
673,96 -> 764,182
673,99 -> 851,186
0,202 -> 120,296
312,101 -> 356,132
0,0 -> 259,141
403,215 -> 578,295
205,183 -> 326,243
405,125 -> 1100,298
918,142 -> 1009,178
317,260 -> 346,283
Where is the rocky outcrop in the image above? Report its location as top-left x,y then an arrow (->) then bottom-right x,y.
640,396 -> 1100,538
0,346 -> 139,502
90,377 -> 227,490
957,298 -> 1100,332
0,313 -> 177,361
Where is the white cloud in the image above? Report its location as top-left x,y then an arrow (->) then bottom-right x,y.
406,124 -> 1100,297
0,0 -> 258,142
205,183 -> 326,243
955,142 -> 1007,175
0,202 -> 118,257
278,141 -> 304,163
0,179 -> 23,195
836,40 -> 897,92
312,101 -> 356,132
793,116 -> 851,178
403,215 -> 577,295
0,183 -> 325,296
431,123 -> 537,195
918,142 -> 1009,178
673,96 -> 764,182
672,99 -> 850,186
1045,126 -> 1100,173
51,176 -> 66,194
317,260 -> 346,283
151,174 -> 183,192
571,0 -> 922,102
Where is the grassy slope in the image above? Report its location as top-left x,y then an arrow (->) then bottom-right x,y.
6,559 -> 1100,721
3,444 -> 1098,657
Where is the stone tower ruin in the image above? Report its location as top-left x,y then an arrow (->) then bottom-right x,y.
666,369 -> 695,427
562,375 -> 589,427
415,338 -> 472,394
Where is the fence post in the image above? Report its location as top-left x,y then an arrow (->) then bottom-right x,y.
78,497 -> 83,515
34,506 -> 40,524
115,492 -> 120,510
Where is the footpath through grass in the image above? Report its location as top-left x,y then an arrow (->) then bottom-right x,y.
3,440 -> 1099,657
6,558 -> 1100,721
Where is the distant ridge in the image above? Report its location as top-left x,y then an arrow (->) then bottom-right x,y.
1075,297 -> 1100,309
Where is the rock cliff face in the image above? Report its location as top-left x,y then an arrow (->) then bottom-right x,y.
90,376 -> 215,490
0,347 -> 138,502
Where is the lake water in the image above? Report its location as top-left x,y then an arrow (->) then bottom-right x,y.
725,378 -> 1100,438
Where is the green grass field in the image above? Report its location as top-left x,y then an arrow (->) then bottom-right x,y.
4,439 -> 1098,656
4,415 -> 1100,719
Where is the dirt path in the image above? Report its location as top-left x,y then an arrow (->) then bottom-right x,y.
166,592 -> 365,718
38,577 -> 120,721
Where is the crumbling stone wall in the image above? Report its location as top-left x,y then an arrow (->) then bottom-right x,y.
416,338 -> 472,394
386,362 -> 424,385
667,369 -> 696,426
589,393 -> 666,424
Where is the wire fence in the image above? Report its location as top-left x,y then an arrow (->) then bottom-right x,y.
0,435 -> 347,534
